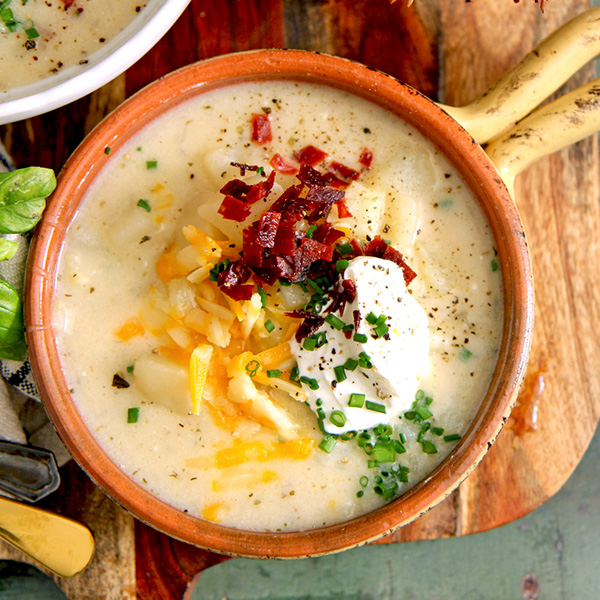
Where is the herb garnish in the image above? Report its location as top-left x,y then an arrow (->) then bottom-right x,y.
0,167 -> 56,360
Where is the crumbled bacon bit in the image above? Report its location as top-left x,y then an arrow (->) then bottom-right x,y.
220,179 -> 251,199
341,279 -> 357,302
112,373 -> 130,389
256,211 -> 281,249
359,148 -> 373,168
295,145 -> 329,166
214,163 -> 416,307
336,197 -> 353,218
218,195 -> 252,222
363,235 -> 416,286
304,185 -> 345,222
251,114 -> 272,144
286,312 -> 325,342
328,161 -> 360,182
270,153 -> 299,175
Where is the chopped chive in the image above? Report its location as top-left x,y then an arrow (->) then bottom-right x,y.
245,360 -> 260,377
25,27 -> 40,40
365,401 -> 386,414
420,440 -> 438,454
334,365 -> 347,383
289,366 -> 300,382
399,432 -> 407,443
344,358 -> 359,371
353,333 -> 368,343
306,278 -> 323,293
491,258 -> 499,272
341,430 -> 357,440
374,323 -> 389,338
359,476 -> 369,487
358,352 -> 372,368
324,314 -> 345,330
318,435 -> 337,453
305,224 -> 317,239
394,440 -> 406,454
404,410 -> 417,421
459,347 -> 473,361
302,337 -> 317,351
368,460 -> 379,469
127,407 -> 140,424
267,369 -> 281,378
337,242 -> 353,254
356,490 -> 364,498
137,199 -> 151,212
366,312 -> 378,324
264,320 -> 275,333
317,407 -> 326,421
316,399 -> 322,407
444,433 -> 461,443
146,160 -> 158,169
415,405 -> 433,420
209,259 -> 231,282
257,285 -> 267,308
415,390 -> 425,401
342,323 -> 354,333
104,146 -> 111,155
279,278 -> 291,286
348,393 -> 365,408
425,396 -> 434,405
299,376 -> 319,390
431,427 -> 445,436
336,259 -> 349,272
329,410 -> 347,428
313,331 -> 327,348
372,441 -> 395,462
256,166 -> 265,176
126,365 -> 134,374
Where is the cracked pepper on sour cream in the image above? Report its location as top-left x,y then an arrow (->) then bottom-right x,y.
52,80 -> 504,531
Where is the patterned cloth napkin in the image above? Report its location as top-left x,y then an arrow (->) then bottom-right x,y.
0,140 -> 70,467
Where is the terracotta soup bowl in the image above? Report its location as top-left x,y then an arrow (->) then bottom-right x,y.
27,9 -> 600,555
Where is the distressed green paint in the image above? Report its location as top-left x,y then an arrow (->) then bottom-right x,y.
191,424 -> 600,600
0,562 -> 66,599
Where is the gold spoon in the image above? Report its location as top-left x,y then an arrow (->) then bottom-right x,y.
0,496 -> 94,577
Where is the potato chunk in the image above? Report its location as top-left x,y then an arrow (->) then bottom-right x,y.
134,352 -> 192,415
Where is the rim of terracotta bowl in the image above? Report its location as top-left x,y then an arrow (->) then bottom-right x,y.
0,0 -> 190,125
25,49 -> 534,558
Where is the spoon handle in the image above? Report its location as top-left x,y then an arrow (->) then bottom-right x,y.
0,440 -> 60,502
0,496 -> 94,577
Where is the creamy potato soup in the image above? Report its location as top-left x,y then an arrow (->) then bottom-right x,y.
0,0 -> 146,91
52,80 -> 504,532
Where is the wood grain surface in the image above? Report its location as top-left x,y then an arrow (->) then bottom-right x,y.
1,1 -> 599,598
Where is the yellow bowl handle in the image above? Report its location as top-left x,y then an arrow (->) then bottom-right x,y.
485,78 -> 600,195
438,7 -> 600,144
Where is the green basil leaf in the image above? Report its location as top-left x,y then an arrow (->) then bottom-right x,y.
0,167 -> 56,234
0,279 -> 26,361
0,237 -> 19,261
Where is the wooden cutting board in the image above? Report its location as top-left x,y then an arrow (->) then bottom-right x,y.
1,1 -> 599,598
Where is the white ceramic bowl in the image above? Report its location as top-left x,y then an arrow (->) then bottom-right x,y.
0,0 -> 191,125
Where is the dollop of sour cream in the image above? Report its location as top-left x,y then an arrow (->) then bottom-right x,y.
291,256 -> 430,433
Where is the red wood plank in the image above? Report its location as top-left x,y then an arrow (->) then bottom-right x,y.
125,0 -> 286,97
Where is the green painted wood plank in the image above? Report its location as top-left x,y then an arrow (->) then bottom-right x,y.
0,561 -> 66,600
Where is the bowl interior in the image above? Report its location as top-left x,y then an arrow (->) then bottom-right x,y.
0,0 -> 191,125
25,49 -> 534,558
